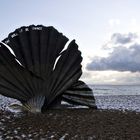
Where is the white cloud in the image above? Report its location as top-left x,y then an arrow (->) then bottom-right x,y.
109,19 -> 120,27
130,19 -> 137,26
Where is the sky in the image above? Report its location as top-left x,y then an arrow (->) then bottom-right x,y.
0,0 -> 140,85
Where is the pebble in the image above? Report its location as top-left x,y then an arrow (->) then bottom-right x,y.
21,134 -> 26,138
14,130 -> 18,134
28,134 -> 32,137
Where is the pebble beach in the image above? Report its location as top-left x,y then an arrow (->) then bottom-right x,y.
1,95 -> 140,139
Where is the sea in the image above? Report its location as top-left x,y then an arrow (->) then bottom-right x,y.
92,85 -> 140,96
0,85 -> 140,112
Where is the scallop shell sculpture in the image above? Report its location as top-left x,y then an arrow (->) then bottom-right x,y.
0,25 -> 97,113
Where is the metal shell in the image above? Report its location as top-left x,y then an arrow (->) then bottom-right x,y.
0,25 -> 96,113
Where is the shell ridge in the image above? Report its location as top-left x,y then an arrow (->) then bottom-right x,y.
62,81 -> 96,108
0,43 -> 36,96
48,41 -> 82,95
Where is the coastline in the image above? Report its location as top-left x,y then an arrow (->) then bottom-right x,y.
1,94 -> 140,112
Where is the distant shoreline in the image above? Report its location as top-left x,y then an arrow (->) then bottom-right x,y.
89,84 -> 140,86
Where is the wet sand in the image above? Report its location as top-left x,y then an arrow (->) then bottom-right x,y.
1,109 -> 140,140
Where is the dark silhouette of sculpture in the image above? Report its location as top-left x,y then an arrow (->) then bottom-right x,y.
0,25 -> 97,113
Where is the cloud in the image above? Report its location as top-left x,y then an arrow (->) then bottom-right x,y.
81,71 -> 140,85
111,33 -> 137,44
86,32 -> 140,72
109,19 -> 120,27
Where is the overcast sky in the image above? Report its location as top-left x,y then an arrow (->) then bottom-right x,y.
1,0 -> 140,85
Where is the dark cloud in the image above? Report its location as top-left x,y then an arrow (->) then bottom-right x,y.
86,32 -> 140,72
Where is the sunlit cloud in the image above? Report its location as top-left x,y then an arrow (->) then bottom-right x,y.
81,71 -> 140,85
